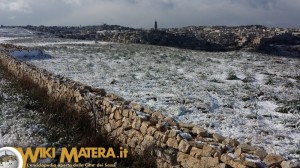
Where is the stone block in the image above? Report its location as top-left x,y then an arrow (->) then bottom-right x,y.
156,122 -> 168,132
141,135 -> 155,147
190,147 -> 203,159
192,126 -> 208,137
147,126 -> 157,136
179,123 -> 194,130
189,141 -> 205,149
281,161 -> 300,168
167,130 -> 180,138
162,149 -> 178,165
154,131 -> 165,141
114,110 -> 123,120
109,113 -> 114,119
104,123 -> 111,132
242,160 -> 260,168
140,122 -> 150,135
200,157 -> 220,168
222,138 -> 240,148
178,140 -> 192,153
152,111 -> 164,120
202,144 -> 216,157
253,148 -> 267,160
109,119 -> 116,130
122,109 -> 130,117
179,132 -> 193,141
220,154 -> 247,168
114,120 -> 122,129
177,152 -> 201,168
128,137 -> 139,148
130,102 -> 142,111
212,133 -> 225,143
122,117 -> 132,130
164,117 -> 178,126
263,154 -> 284,167
132,117 -> 142,130
166,138 -> 178,149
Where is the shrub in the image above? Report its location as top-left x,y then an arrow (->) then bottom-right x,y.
226,70 -> 239,80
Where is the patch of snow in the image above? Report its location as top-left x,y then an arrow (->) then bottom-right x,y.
10,50 -> 51,61
0,70 -> 48,147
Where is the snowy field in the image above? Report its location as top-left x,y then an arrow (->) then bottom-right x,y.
0,68 -> 48,147
1,29 -> 300,161
0,27 -> 42,37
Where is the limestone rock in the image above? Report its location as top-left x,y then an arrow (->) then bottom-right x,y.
190,147 -> 203,159
143,106 -> 152,114
234,147 -> 243,157
156,121 -> 168,132
178,140 -> 192,153
167,129 -> 181,138
141,135 -> 155,147
192,126 -> 209,137
128,137 -> 139,148
213,133 -> 225,143
220,154 -> 247,168
130,102 -> 142,111
122,108 -> 130,117
202,144 -> 216,157
104,123 -> 111,132
147,126 -> 157,136
162,149 -> 177,165
140,122 -> 150,135
253,148 -> 268,160
109,113 -> 114,119
189,141 -> 205,149
179,132 -> 193,141
263,154 -> 284,167
136,111 -> 150,121
242,160 -> 260,168
122,117 -> 132,130
114,120 -> 122,129
222,138 -> 240,148
154,131 -> 166,143
114,110 -> 123,120
281,161 -> 300,168
90,88 -> 106,96
177,152 -> 201,168
200,157 -> 220,168
167,138 -> 179,149
179,123 -> 194,130
152,111 -> 164,120
132,117 -> 142,130
164,117 -> 179,126
235,144 -> 255,156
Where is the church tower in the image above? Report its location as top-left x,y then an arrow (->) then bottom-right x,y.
154,20 -> 157,30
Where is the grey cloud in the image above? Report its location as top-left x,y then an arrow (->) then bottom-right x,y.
240,0 -> 279,10
0,0 -> 32,13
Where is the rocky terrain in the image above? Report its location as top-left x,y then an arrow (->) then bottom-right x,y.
14,24 -> 300,57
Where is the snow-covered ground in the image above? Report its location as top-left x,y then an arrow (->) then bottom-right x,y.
0,27 -> 35,37
0,69 -> 48,147
2,32 -> 300,161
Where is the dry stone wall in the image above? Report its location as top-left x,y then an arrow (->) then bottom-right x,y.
0,47 -> 296,168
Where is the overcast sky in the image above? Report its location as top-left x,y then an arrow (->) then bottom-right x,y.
0,0 -> 299,28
